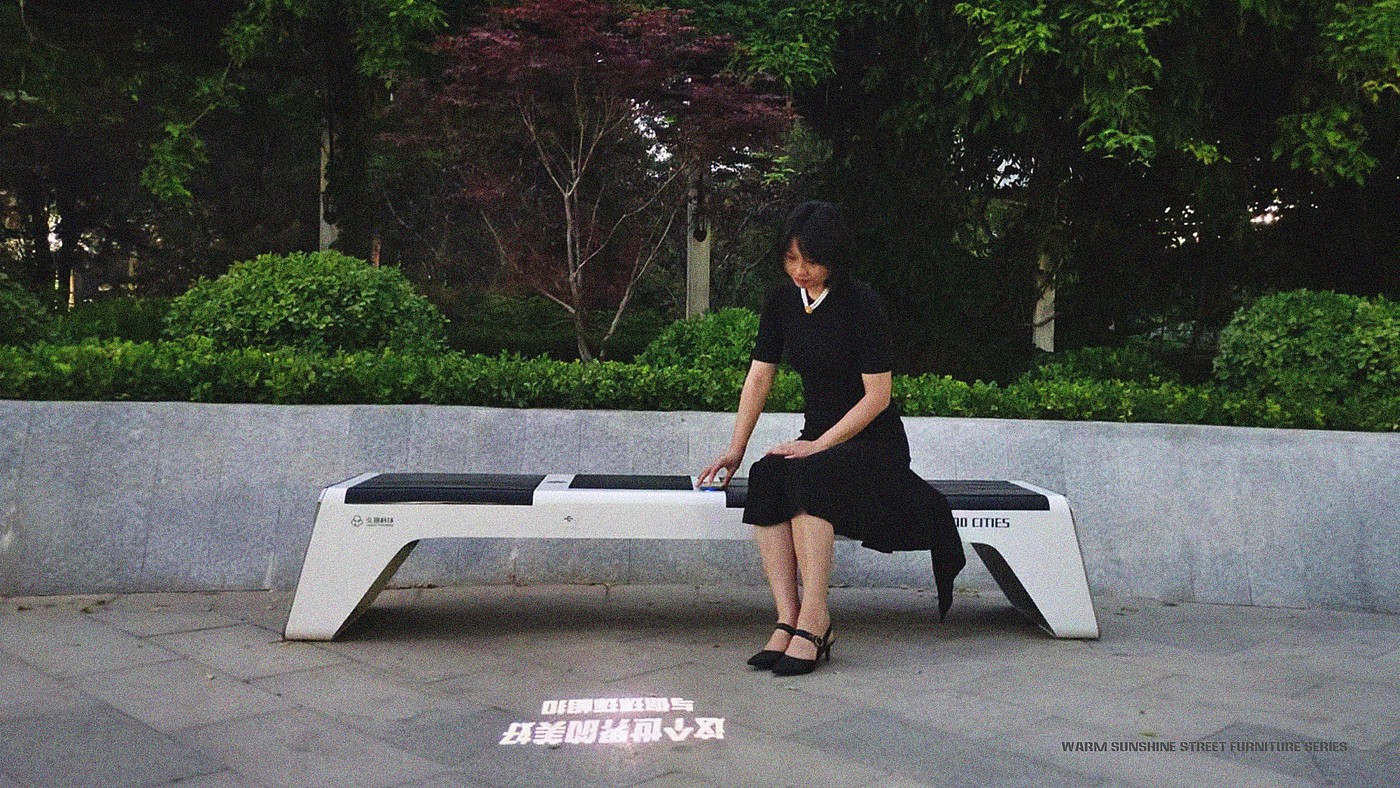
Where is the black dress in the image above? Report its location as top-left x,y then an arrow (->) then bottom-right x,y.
743,280 -> 966,619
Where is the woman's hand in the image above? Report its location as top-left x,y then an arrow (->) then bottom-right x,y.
698,448 -> 744,488
765,440 -> 825,460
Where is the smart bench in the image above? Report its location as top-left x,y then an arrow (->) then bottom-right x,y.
283,473 -> 1099,641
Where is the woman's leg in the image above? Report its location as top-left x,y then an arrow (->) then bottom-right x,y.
787,511 -> 835,659
754,522 -> 800,651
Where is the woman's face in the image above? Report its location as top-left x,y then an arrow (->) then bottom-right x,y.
784,239 -> 830,294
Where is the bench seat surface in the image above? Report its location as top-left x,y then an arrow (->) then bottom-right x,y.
341,473 -> 1049,511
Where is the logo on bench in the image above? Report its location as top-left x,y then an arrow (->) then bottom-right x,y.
956,516 -> 1010,529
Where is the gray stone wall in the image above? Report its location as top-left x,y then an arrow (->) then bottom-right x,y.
0,401 -> 1395,612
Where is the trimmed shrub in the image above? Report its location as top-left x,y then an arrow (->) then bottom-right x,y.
635,308 -> 759,370
163,251 -> 448,353
51,298 -> 172,344
0,272 -> 50,346
1020,340 -> 1180,385
1214,289 -> 1399,403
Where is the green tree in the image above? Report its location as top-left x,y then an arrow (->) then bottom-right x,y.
776,1 -> 1397,376
219,0 -> 451,259
0,1 -> 234,299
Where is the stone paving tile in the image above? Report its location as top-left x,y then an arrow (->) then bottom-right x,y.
984,716 -> 1318,788
956,667 -> 1240,743
1255,620 -> 1400,658
177,708 -> 449,788
429,659 -> 621,719
1291,678 -> 1400,723
0,594 -> 119,615
612,661 -> 873,739
629,774 -> 724,788
848,773 -> 942,788
800,707 -> 1099,788
1106,606 -> 1287,656
199,590 -> 295,632
1129,673 -> 1400,750
70,657 -> 293,733
0,610 -> 175,678
315,630 -> 516,684
154,769 -> 265,787
0,702 -> 222,788
1236,708 -> 1400,752
1200,722 -> 1395,788
151,623 -> 346,680
338,586 -> 524,643
386,771 -> 493,788
653,722 -> 894,788
1142,646 -> 1335,698
991,640 -> 1182,690
841,687 -> 1048,741
251,664 -> 457,726
89,600 -> 243,637
0,653 -> 90,713
2,586 -> 1398,787
358,704 -> 617,788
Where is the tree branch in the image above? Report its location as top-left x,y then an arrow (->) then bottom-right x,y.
519,102 -> 569,198
484,209 -> 576,315
578,164 -> 684,271
598,207 -> 678,357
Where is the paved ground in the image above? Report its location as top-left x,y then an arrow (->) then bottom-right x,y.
1,582 -> 1396,787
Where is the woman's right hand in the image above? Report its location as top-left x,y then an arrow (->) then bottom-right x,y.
698,448 -> 744,489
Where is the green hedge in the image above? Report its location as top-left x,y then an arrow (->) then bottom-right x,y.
50,298 -> 172,344
1021,340 -> 1181,385
1,339 -> 1392,430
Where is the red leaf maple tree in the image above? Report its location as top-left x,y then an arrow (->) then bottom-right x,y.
393,0 -> 791,360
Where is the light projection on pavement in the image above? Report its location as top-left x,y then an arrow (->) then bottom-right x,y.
499,696 -> 726,747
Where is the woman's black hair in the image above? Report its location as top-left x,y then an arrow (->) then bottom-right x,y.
775,201 -> 853,286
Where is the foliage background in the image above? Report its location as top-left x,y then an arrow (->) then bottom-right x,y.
1,0 -> 1395,418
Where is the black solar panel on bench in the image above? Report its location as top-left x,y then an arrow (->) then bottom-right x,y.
345,473 -> 545,505
929,481 -> 1049,511
568,474 -> 695,491
715,478 -> 1049,511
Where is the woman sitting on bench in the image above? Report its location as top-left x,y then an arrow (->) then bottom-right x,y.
699,201 -> 965,676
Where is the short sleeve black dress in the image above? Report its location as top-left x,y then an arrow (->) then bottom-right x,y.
743,280 -> 966,618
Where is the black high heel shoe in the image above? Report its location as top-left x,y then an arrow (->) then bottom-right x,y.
746,623 -> 798,669
771,625 -> 833,676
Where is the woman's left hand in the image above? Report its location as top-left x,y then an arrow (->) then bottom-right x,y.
766,440 -> 825,459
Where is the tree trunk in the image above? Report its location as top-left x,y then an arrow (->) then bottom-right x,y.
318,127 -> 339,250
685,169 -> 710,319
51,189 -> 84,308
20,186 -> 55,295
1032,249 -> 1055,353
319,3 -> 372,258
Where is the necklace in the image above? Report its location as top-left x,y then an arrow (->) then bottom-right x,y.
800,286 -> 829,314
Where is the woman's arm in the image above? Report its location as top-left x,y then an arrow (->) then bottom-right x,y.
767,371 -> 891,459
698,360 -> 777,486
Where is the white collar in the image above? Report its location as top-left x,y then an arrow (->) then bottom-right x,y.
800,286 -> 829,314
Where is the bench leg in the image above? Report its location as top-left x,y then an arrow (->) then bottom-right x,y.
284,537 -> 420,641
971,541 -> 1099,639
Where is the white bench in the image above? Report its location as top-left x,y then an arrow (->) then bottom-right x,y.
283,473 -> 1099,641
